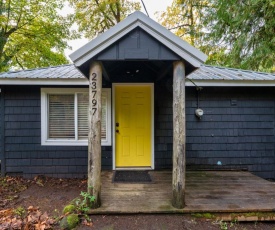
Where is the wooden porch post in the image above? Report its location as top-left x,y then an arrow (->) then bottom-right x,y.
88,61 -> 102,208
172,61 -> 186,209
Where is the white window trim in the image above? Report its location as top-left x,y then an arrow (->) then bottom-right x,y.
41,88 -> 112,146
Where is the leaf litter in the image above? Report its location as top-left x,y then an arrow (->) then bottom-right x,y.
0,175 -> 89,229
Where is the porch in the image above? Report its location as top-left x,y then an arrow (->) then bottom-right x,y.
88,170 -> 275,214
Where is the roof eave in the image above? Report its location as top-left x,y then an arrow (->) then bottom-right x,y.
0,78 -> 89,85
186,79 -> 275,87
69,11 -> 207,69
2,78 -> 275,87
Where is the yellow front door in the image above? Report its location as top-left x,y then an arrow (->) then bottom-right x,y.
115,85 -> 152,167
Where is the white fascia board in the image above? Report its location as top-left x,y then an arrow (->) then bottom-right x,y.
185,80 -> 275,87
71,22 -> 139,66
70,11 -> 207,67
69,12 -> 141,64
0,78 -> 88,85
137,23 -> 206,67
135,13 -> 207,64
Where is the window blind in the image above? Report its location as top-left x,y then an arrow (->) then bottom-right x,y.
48,92 -> 108,140
77,92 -> 108,140
77,93 -> 89,139
101,92 -> 107,140
48,94 -> 74,139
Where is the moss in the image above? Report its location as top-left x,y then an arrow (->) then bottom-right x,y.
60,214 -> 79,230
191,213 -> 215,219
63,204 -> 76,214
226,212 -> 275,222
67,214 -> 79,229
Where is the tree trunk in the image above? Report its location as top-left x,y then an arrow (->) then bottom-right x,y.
88,61 -> 102,208
172,61 -> 186,209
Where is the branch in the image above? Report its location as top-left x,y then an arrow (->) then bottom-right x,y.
4,0 -> 11,33
5,27 -> 17,37
109,3 -> 117,21
15,56 -> 24,70
168,24 -> 192,30
15,0 -> 53,31
115,2 -> 120,22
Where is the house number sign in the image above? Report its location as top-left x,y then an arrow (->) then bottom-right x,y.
91,72 -> 97,116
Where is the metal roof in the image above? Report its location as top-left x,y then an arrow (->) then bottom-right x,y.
188,65 -> 275,81
0,64 -> 85,79
0,64 -> 274,86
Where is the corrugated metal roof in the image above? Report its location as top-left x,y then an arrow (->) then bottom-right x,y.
0,64 -> 85,79
188,65 -> 275,81
0,63 -> 274,82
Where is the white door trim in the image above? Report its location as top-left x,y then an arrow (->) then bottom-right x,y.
112,83 -> 155,170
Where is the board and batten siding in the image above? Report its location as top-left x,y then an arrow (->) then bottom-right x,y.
3,86 -> 112,178
1,85 -> 275,179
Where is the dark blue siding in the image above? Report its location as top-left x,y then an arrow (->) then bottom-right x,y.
4,86 -> 112,178
0,87 -> 4,175
154,86 -> 275,179
155,84 -> 173,169
186,87 -> 275,179
2,85 -> 275,179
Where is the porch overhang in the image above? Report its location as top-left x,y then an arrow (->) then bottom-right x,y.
69,11 -> 207,78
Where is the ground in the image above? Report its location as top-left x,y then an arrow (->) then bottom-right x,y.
1,176 -> 275,230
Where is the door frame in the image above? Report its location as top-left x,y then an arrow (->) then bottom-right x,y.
112,83 -> 154,170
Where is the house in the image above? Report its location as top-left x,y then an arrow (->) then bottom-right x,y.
1,11 -> 275,182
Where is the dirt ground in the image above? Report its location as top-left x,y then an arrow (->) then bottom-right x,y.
1,176 -> 275,230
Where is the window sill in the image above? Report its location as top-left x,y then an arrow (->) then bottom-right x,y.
41,139 -> 111,146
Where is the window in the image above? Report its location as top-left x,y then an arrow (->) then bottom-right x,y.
41,88 -> 111,146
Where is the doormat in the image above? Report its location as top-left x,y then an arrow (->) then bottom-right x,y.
113,171 -> 152,183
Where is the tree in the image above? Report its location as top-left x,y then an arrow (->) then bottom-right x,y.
157,0 -> 227,67
159,0 -> 275,72
204,0 -> 275,72
0,0 -> 78,72
158,0 -> 208,47
69,0 -> 141,39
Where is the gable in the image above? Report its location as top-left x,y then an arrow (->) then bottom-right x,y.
70,11 -> 207,78
96,28 -> 180,61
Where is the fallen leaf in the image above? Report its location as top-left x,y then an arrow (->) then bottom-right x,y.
82,219 -> 93,227
36,180 -> 44,187
35,222 -> 46,230
40,212 -> 49,222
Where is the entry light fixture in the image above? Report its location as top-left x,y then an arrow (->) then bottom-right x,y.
126,70 -> 140,75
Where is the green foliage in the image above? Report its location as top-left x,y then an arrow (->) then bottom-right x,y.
72,191 -> 96,214
229,219 -> 238,228
212,220 -> 228,230
158,0 -> 208,47
0,0 -> 79,72
191,212 -> 215,219
13,206 -> 26,218
60,214 -> 79,230
69,0 -> 141,39
204,0 -> 275,72
159,0 -> 275,72
219,221 -> 228,230
60,190 -> 95,228
62,204 -> 76,215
